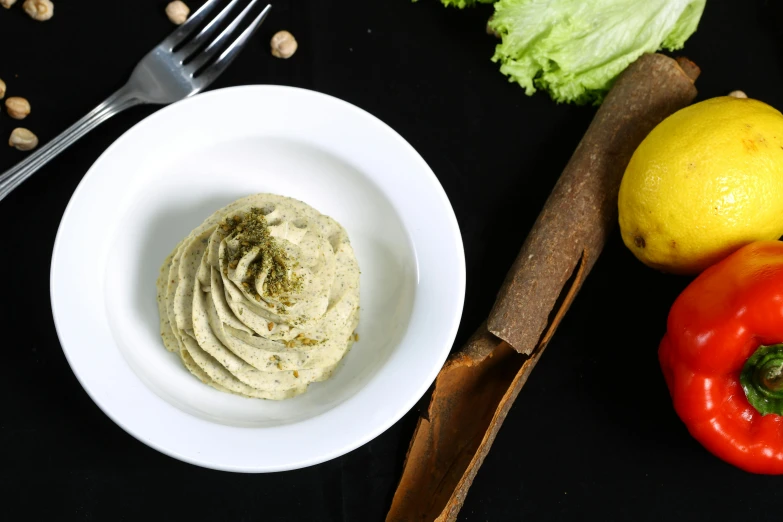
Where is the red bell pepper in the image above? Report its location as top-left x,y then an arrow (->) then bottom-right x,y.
659,240 -> 783,474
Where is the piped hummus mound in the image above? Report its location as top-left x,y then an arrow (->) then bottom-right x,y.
156,194 -> 360,400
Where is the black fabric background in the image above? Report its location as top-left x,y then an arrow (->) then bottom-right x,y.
2,1 -> 782,520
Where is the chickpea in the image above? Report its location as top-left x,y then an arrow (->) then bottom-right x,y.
0,0 -> 17,9
9,128 -> 38,151
166,1 -> 189,25
23,0 -> 53,21
6,97 -> 31,120
271,31 -> 298,59
0,78 -> 5,100
729,90 -> 748,99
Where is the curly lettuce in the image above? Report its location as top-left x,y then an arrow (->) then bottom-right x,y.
487,0 -> 705,104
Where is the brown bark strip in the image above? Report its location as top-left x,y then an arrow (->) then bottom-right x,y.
386,53 -> 699,522
488,53 -> 700,354
387,325 -> 521,522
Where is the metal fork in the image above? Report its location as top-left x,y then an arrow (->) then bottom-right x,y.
0,0 -> 272,203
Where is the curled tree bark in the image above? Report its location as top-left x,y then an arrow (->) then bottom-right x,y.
386,53 -> 700,522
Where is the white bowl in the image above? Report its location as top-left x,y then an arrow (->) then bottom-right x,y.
50,85 -> 465,472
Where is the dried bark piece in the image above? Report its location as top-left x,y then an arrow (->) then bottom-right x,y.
387,53 -> 700,522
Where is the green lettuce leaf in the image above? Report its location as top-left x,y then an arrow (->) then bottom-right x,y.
488,0 -> 705,104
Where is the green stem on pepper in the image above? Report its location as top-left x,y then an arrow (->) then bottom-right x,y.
741,343 -> 783,415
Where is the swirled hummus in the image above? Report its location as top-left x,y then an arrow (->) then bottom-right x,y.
156,194 -> 360,400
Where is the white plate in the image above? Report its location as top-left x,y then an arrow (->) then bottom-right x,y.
50,86 -> 465,472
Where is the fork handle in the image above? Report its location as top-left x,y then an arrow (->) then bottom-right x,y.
0,85 -> 144,203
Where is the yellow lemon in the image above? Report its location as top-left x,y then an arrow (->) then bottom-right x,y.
618,97 -> 783,274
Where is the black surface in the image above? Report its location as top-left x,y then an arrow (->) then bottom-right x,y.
2,1 -> 782,520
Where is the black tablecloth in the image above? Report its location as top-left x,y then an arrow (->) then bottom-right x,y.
3,1 -> 782,520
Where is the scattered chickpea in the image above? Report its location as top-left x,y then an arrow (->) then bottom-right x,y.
166,1 -> 189,25
23,0 -> 53,21
729,90 -> 748,99
271,31 -> 298,59
9,128 -> 38,151
6,97 -> 31,120
0,0 -> 17,9
0,78 -> 5,100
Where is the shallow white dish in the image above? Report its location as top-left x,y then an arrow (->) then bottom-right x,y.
50,85 -> 465,472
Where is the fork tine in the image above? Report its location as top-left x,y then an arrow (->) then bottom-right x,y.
177,0 -> 242,60
194,3 -> 272,87
187,0 -> 265,75
160,0 -> 223,51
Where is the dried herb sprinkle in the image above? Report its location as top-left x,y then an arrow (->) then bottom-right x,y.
221,207 -> 303,299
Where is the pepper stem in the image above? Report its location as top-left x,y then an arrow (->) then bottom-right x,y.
741,344 -> 783,416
